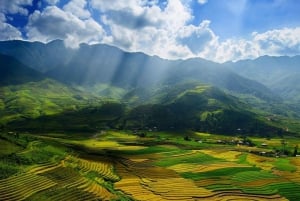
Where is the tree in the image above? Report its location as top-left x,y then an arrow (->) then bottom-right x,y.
184,135 -> 191,141
293,145 -> 298,157
281,139 -> 287,155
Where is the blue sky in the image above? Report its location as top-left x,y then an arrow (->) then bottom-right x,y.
192,0 -> 300,39
1,0 -> 300,62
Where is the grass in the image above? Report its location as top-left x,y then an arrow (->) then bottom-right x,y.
0,138 -> 22,156
0,161 -> 20,179
114,145 -> 182,156
1,130 -> 300,200
241,182 -> 300,200
0,79 -> 93,123
16,140 -> 67,165
232,170 -> 279,182
181,167 -> 261,180
155,151 -> 223,167
237,153 -> 249,164
274,158 -> 297,172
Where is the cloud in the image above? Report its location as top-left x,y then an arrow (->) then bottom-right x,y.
253,27 -> 300,55
88,1 -> 300,62
0,22 -> 22,41
26,6 -> 105,48
0,13 -> 5,21
91,0 -> 164,29
1,1 -> 299,62
198,0 -> 208,4
0,0 -> 32,15
63,0 -> 90,19
207,27 -> 300,62
90,0 -> 196,58
0,15 -> 22,40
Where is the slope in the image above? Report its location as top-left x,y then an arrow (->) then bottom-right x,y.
0,54 -> 44,86
124,81 -> 282,136
0,40 -> 278,103
226,55 -> 300,102
0,79 -> 103,125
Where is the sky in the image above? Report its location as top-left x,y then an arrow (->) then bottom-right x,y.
0,0 -> 300,62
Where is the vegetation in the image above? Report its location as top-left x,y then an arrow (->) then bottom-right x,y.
0,131 -> 300,200
1,40 -> 300,200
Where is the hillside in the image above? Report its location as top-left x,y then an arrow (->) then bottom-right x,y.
0,40 -> 278,103
0,40 -> 75,73
0,79 -> 103,125
226,56 -> 300,102
0,40 -> 298,136
123,82 -> 281,135
0,54 -> 44,86
0,78 -> 283,136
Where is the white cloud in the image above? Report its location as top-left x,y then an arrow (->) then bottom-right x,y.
198,0 -> 208,4
0,16 -> 22,40
26,6 -> 105,48
211,39 -> 259,62
0,0 -> 32,15
63,0 -> 90,19
90,0 -> 197,58
91,0 -> 143,14
210,27 -> 300,62
88,1 -> 300,62
3,0 -> 297,62
0,23 -> 22,41
253,27 -> 300,56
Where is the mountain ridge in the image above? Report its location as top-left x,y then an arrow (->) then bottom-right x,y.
0,40 -> 278,103
1,40 -> 300,135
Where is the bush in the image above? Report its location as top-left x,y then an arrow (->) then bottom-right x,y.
0,161 -> 19,179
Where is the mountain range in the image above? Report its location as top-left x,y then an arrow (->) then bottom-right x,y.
225,56 -> 300,103
0,40 -> 299,136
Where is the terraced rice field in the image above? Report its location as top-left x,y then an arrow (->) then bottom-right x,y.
64,156 -> 120,181
1,132 -> 300,200
115,158 -> 213,201
0,155 -> 117,201
113,149 -> 292,201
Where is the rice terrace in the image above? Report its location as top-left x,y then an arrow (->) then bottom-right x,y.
1,130 -> 300,201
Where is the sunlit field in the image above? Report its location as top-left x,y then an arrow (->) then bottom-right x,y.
1,130 -> 300,201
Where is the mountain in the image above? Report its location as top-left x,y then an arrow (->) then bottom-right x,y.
271,73 -> 300,102
0,40 -> 75,73
0,79 -> 104,125
164,58 -> 278,102
124,81 -> 281,135
0,40 -> 278,103
4,81 -> 282,136
0,54 -> 44,86
0,40 -> 298,135
225,55 -> 300,102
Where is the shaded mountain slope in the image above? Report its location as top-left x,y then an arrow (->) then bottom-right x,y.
0,54 -> 44,86
124,82 -> 281,135
0,40 -> 278,102
226,55 -> 300,102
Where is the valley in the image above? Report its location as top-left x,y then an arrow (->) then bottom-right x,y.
1,40 -> 300,200
1,130 -> 300,200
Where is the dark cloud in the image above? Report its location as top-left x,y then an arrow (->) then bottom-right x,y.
104,10 -> 160,30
